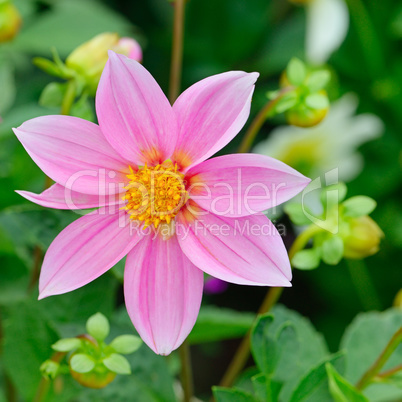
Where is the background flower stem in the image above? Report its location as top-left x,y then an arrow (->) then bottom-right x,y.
168,0 -> 186,104
237,87 -> 293,153
60,80 -> 76,116
218,225 -> 320,387
356,327 -> 402,390
179,340 -> 193,402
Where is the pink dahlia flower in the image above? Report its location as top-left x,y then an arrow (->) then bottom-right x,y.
14,51 -> 310,355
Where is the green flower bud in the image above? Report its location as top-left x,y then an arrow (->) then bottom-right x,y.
65,32 -> 142,95
285,99 -> 329,128
0,2 -> 22,43
341,216 -> 384,259
69,359 -> 116,389
278,60 -> 330,127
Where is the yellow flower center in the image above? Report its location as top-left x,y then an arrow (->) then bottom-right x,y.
122,162 -> 188,229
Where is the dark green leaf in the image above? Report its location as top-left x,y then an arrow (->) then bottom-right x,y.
213,387 -> 257,402
188,306 -> 254,344
289,352 -> 345,402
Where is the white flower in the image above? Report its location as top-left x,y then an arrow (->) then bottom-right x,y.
253,93 -> 384,182
306,0 -> 349,65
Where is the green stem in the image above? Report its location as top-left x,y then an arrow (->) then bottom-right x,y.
356,327 -> 402,390
219,224 -> 321,387
375,364 -> 402,381
346,259 -> 382,311
179,340 -> 193,402
61,80 -> 76,116
168,0 -> 186,103
237,87 -> 293,153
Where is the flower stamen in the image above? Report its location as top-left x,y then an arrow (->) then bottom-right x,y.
122,162 -> 188,229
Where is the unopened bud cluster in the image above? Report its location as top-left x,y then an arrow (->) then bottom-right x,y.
0,1 -> 22,43
33,33 -> 142,118
268,58 -> 331,127
40,312 -> 142,389
285,183 -> 383,269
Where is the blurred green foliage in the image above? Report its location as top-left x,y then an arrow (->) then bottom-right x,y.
0,0 -> 401,400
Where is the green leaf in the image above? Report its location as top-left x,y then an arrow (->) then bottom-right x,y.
340,308 -> 402,401
286,58 -> 306,86
284,203 -> 312,226
326,363 -> 368,402
86,312 -> 110,341
188,306 -> 254,344
305,70 -> 331,92
110,335 -> 142,355
342,196 -> 377,217
103,353 -> 131,375
292,248 -> 321,270
212,387 -> 257,402
52,337 -> 82,352
33,57 -> 68,78
39,82 -> 67,108
252,373 -> 282,402
289,352 -> 345,402
322,236 -> 344,265
251,314 -> 278,374
267,90 -> 280,100
274,91 -> 298,113
265,305 -> 329,401
70,93 -> 95,122
70,353 -> 95,373
305,93 -> 329,110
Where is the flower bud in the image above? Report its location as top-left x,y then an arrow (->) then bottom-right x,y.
70,365 -> 116,389
114,37 -> 143,63
285,101 -> 329,128
66,33 -> 142,95
342,216 -> 384,259
0,2 -> 22,43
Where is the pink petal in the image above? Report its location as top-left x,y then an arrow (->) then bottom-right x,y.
16,184 -> 123,210
187,153 -> 311,217
172,71 -> 258,170
176,205 -> 291,286
96,51 -> 177,165
39,209 -> 142,299
13,115 -> 130,195
124,234 -> 203,355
